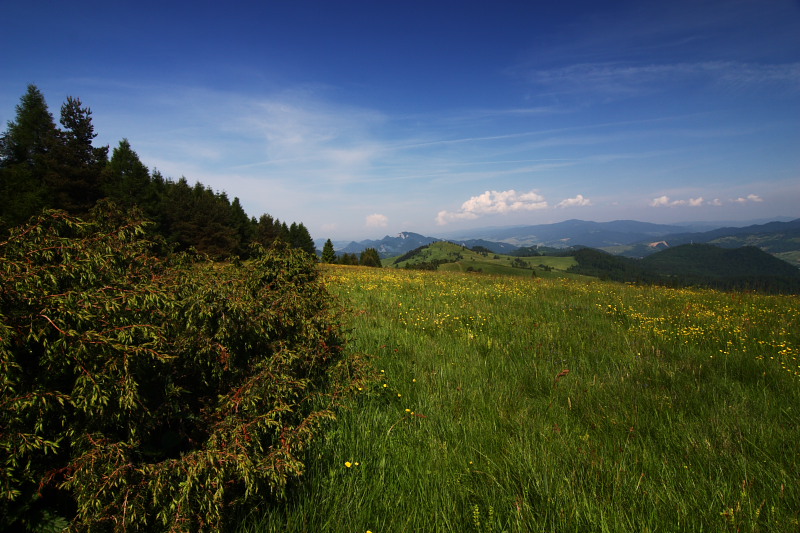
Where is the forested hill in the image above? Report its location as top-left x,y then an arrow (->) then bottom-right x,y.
0,85 -> 314,258
569,244 -> 800,294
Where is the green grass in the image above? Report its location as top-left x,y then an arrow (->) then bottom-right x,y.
775,250 -> 800,268
243,266 -> 800,532
389,241 -> 578,279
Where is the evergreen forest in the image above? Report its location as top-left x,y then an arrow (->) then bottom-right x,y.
0,85 -> 315,258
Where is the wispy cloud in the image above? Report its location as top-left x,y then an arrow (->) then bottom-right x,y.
527,61 -> 800,99
651,193 -> 764,208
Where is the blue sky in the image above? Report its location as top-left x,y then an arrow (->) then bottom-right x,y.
2,0 -> 799,240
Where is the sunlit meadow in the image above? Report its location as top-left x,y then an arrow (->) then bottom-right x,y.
244,265 -> 800,532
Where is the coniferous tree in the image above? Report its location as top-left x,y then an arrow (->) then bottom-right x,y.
278,221 -> 290,242
254,214 -> 281,246
229,197 -> 255,257
321,239 -> 336,263
359,247 -> 382,268
53,96 -> 108,213
289,222 -> 316,257
198,188 -> 239,258
338,253 -> 358,265
102,139 -> 155,215
161,177 -> 195,250
0,85 -> 60,229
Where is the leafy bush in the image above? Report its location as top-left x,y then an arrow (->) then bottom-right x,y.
0,206 -> 363,531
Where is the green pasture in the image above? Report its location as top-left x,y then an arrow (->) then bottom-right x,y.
244,266 -> 800,532
389,241 -> 578,279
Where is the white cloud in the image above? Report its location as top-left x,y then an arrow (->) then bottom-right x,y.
650,195 -> 705,207
365,213 -> 389,228
651,193 -> 764,208
557,194 -> 592,208
436,189 -> 548,225
733,194 -> 763,203
650,195 -> 674,207
688,197 -> 705,207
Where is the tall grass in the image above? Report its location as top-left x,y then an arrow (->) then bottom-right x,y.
243,266 -> 800,532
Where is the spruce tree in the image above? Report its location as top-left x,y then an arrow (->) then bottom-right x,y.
289,222 -> 316,257
0,85 -> 60,229
230,197 -> 255,256
359,247 -> 382,268
321,239 -> 336,263
255,214 -> 280,246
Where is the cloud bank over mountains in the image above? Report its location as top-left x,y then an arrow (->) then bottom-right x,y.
650,194 -> 763,208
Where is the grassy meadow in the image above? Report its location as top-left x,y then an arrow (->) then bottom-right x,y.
244,265 -> 800,532
389,241 -> 582,279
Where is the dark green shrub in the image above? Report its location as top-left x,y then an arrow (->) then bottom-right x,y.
0,206 -> 362,531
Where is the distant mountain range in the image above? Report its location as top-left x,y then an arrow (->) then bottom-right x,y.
320,218 -> 800,268
335,232 -> 439,257
440,219 -> 699,248
331,231 -> 519,257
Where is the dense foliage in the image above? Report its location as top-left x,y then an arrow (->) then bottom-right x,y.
0,85 -> 316,259
0,206 -> 364,531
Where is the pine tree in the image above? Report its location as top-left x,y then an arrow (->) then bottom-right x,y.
52,96 -> 108,213
321,239 -> 336,263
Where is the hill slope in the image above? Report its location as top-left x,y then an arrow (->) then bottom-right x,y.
617,218 -> 800,266
389,241 -> 578,279
570,244 -> 800,293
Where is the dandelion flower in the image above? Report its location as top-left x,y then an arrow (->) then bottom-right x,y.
383,383 -> 388,388
345,461 -> 352,468
405,408 -> 411,412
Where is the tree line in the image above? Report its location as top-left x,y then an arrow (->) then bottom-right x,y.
0,85 -> 315,258
320,239 -> 382,267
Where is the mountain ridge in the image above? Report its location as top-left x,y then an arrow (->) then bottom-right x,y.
321,218 -> 800,265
